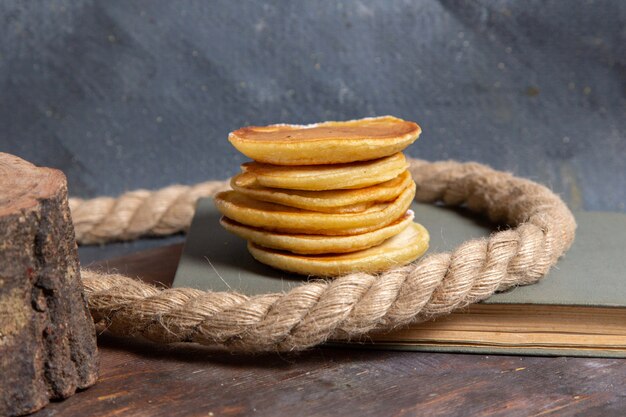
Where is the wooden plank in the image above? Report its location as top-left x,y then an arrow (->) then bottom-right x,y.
32,244 -> 626,417
81,244 -> 183,287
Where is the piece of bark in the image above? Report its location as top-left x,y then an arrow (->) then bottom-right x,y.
0,153 -> 99,416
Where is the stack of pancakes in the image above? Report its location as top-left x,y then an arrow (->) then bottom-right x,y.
214,116 -> 430,277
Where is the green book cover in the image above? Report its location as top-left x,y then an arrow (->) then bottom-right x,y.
173,199 -> 626,357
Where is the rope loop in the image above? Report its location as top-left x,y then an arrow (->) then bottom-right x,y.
80,159 -> 576,352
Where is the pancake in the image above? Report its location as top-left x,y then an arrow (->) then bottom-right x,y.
220,211 -> 415,255
247,222 -> 430,276
241,152 -> 408,191
228,116 -> 421,165
296,201 -> 374,214
213,181 -> 416,235
231,170 -> 413,213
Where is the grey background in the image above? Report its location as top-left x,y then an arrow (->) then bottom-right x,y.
0,1 -> 624,260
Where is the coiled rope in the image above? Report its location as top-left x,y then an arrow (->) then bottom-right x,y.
75,159 -> 576,352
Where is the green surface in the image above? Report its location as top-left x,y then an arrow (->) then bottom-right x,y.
173,199 -> 626,357
174,198 -> 626,308
174,199 -> 491,293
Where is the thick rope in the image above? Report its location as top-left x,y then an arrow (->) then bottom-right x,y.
69,181 -> 229,244
78,159 -> 576,352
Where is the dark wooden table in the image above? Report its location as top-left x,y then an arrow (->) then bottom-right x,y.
33,244 -> 626,417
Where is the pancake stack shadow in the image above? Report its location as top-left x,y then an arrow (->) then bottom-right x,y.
214,116 -> 430,277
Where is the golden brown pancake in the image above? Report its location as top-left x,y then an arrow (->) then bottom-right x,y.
220,211 -> 415,255
213,181 -> 416,235
247,222 -> 430,276
296,202 -> 374,214
228,116 -> 421,165
230,170 -> 413,213
240,153 -> 408,191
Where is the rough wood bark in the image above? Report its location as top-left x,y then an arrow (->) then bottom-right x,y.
0,153 -> 99,416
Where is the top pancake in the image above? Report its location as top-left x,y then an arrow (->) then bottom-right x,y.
228,116 -> 421,165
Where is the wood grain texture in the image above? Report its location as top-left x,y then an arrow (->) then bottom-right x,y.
34,244 -> 626,417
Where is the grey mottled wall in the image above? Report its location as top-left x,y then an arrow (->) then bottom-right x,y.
1,0 -> 625,213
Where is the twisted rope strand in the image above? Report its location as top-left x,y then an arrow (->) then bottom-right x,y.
70,181 -> 229,244
79,159 -> 576,352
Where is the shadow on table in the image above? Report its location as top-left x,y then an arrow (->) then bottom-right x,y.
97,331 -> 463,369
